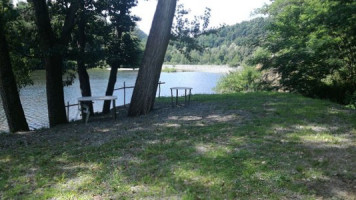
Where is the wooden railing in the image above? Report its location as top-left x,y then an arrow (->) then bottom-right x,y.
114,81 -> 165,107
65,81 -> 166,119
65,102 -> 79,121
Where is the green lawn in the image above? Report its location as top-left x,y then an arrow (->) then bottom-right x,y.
0,92 -> 355,199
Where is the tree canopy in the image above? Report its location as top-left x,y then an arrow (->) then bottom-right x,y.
165,17 -> 269,67
253,0 -> 356,104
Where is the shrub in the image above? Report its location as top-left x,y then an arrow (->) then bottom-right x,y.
162,66 -> 177,73
215,66 -> 262,93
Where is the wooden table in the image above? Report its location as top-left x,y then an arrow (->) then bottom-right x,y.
170,87 -> 192,107
77,96 -> 117,123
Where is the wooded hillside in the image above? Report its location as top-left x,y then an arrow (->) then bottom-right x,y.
164,17 -> 268,66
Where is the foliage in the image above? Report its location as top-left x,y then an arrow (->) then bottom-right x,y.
165,17 -> 269,66
215,66 -> 262,93
0,1 -> 40,88
169,4 -> 213,62
161,67 -> 177,73
101,0 -> 142,68
59,0 -> 143,85
0,92 -> 355,199
257,0 -> 356,104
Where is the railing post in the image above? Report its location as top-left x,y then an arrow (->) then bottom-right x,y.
66,101 -> 70,121
124,81 -> 126,107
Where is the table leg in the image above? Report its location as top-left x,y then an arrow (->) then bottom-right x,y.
185,89 -> 187,105
79,102 -> 84,122
188,89 -> 191,105
171,88 -> 173,107
113,100 -> 117,120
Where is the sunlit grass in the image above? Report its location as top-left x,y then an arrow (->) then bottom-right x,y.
0,92 -> 355,199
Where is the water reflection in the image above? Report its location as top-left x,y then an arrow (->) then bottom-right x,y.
0,69 -> 223,131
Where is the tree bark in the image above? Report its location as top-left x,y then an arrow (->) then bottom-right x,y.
77,1 -> 94,116
77,60 -> 94,115
103,63 -> 119,113
0,16 -> 29,132
31,0 -> 78,127
128,0 -> 177,116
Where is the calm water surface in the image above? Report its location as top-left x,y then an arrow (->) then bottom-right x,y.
0,69 -> 224,131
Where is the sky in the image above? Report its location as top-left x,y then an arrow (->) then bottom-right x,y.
132,0 -> 271,34
12,0 -> 270,34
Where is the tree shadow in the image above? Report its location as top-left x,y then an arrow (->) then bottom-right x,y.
0,93 -> 355,199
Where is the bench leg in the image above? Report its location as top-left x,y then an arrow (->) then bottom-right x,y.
188,89 -> 191,105
171,89 -> 174,107
81,104 -> 90,124
113,100 -> 117,120
185,89 -> 187,105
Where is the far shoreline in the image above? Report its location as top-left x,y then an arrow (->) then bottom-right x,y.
115,64 -> 241,73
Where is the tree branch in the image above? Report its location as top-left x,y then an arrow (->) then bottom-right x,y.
60,0 -> 79,45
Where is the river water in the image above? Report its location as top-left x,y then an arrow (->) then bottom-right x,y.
0,68 -> 224,131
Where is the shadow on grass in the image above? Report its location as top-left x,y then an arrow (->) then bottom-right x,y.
0,92 -> 355,199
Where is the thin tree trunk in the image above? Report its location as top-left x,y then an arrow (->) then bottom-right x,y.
77,60 -> 94,114
31,0 -> 78,127
128,0 -> 177,116
102,2 -> 127,114
103,63 -> 119,113
0,17 -> 29,132
77,1 -> 94,116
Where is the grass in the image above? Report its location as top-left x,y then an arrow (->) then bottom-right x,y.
161,67 -> 178,73
0,92 -> 355,199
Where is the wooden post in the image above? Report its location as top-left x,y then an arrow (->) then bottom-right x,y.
185,89 -> 187,105
124,81 -> 126,107
170,88 -> 173,107
113,99 -> 117,119
66,101 -> 70,121
189,89 -> 192,105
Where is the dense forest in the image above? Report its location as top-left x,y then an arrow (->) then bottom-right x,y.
164,17 -> 268,66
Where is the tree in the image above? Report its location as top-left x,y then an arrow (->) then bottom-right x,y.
0,10 -> 29,132
30,0 -> 79,127
102,0 -> 141,114
164,17 -> 268,66
74,0 -> 96,116
6,1 -> 39,88
66,0 -> 111,116
258,0 -> 356,104
128,0 -> 177,116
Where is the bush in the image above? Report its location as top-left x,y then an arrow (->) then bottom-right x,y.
215,66 -> 262,93
161,67 -> 177,73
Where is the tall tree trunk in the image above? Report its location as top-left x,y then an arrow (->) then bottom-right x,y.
0,16 -> 29,132
31,0 -> 78,127
128,0 -> 177,116
77,1 -> 94,116
102,63 -> 119,113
